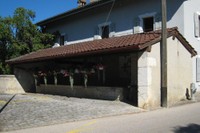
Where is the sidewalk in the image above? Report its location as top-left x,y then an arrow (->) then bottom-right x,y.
193,91 -> 200,101
170,92 -> 200,107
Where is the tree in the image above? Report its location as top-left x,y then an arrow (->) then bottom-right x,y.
11,7 -> 54,57
0,7 -> 54,74
0,17 -> 13,74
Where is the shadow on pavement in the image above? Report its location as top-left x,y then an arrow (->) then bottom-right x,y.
173,123 -> 200,133
0,94 -> 16,113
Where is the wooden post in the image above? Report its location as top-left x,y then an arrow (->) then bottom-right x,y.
161,0 -> 168,107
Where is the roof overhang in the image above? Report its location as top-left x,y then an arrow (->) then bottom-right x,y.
6,27 -> 197,65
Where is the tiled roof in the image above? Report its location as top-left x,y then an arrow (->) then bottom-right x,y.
7,27 -> 197,64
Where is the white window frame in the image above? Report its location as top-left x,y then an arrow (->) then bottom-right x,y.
194,12 -> 200,39
139,12 -> 156,32
98,22 -> 112,38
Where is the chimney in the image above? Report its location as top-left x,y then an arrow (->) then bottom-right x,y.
77,0 -> 86,7
90,0 -> 99,3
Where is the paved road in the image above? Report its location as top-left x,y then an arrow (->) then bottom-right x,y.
4,101 -> 200,133
0,93 -> 143,132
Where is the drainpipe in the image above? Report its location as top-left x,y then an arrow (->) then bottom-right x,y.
161,0 -> 168,107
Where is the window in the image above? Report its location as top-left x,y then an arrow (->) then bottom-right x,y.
101,25 -> 109,39
98,22 -> 111,39
143,17 -> 154,32
194,12 -> 200,38
138,12 -> 156,33
60,35 -> 64,45
60,33 -> 68,45
53,31 -> 66,45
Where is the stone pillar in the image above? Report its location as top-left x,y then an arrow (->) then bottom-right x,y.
137,52 -> 152,109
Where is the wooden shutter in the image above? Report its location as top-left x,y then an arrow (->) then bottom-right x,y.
194,12 -> 200,37
133,17 -> 141,34
196,57 -> 200,82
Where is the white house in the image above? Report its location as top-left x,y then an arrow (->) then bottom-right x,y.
37,0 -> 200,90
7,0 -> 198,109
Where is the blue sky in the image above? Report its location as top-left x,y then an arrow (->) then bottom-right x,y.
0,0 -> 87,23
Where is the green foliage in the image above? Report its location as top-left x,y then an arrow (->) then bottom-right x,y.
0,17 -> 13,59
10,7 -> 54,57
0,16 -> 13,74
0,63 -> 11,74
0,7 -> 54,74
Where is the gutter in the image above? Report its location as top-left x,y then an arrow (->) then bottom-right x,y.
6,44 -> 140,65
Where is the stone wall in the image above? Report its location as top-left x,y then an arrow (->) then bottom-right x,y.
36,85 -> 123,101
14,68 -> 35,93
0,75 -> 25,94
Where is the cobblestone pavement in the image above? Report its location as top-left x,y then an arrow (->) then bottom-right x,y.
0,93 -> 144,132
0,94 -> 14,110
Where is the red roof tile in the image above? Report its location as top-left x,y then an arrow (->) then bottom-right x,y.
7,27 -> 197,64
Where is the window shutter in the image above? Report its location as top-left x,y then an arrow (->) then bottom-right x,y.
134,26 -> 143,34
194,12 -> 200,37
197,57 -> 200,82
134,26 -> 142,34
133,17 -> 142,34
155,13 -> 161,30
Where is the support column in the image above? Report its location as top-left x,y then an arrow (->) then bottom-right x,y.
137,52 -> 152,109
161,0 -> 168,107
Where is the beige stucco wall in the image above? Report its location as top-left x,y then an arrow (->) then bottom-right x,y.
0,75 -> 25,94
167,37 -> 192,105
138,42 -> 161,109
147,43 -> 161,108
138,36 -> 193,109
